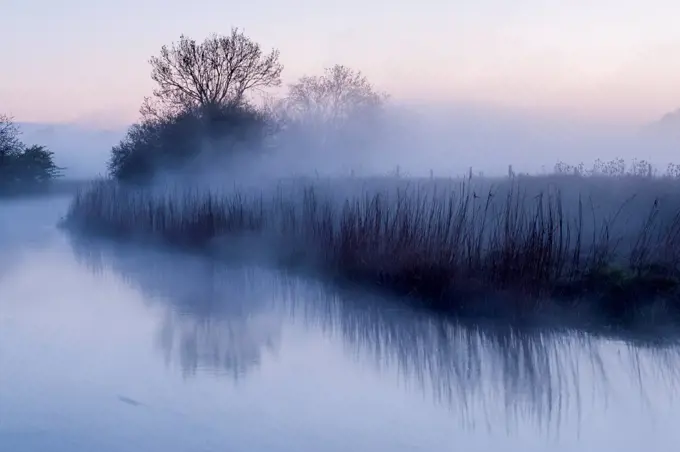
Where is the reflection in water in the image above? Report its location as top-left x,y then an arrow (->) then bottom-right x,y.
276,277 -> 680,433
156,310 -> 281,380
278,279 -> 604,433
1,197 -> 68,281
70,236 -> 282,380
69,235 -> 680,434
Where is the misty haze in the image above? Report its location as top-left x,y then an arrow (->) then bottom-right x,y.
3,4 -> 680,452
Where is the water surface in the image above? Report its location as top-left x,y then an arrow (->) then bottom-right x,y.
2,197 -> 680,451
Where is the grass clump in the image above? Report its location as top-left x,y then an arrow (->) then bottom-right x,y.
63,176 -> 680,322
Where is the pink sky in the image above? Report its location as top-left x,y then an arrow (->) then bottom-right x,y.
2,0 -> 680,126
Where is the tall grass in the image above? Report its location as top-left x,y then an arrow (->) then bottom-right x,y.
64,175 -> 680,318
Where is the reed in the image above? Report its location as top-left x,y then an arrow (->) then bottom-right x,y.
64,176 -> 680,320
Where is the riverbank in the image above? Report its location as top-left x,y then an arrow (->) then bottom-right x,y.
62,175 -> 680,326
0,179 -> 93,199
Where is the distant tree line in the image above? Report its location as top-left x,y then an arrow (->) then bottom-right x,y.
552,158 -> 680,178
108,28 -> 387,182
0,115 -> 61,193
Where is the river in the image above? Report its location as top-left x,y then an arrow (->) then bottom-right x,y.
1,196 -> 680,451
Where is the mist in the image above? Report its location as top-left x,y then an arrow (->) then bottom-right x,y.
17,99 -> 679,184
16,122 -> 125,178
121,104 -> 680,193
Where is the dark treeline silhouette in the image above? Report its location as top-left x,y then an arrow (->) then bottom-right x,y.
108,28 -> 385,182
0,115 -> 61,194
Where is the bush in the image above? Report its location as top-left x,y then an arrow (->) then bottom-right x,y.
0,115 -> 61,193
108,103 -> 273,183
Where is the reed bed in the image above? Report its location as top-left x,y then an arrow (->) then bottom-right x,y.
64,177 -> 680,320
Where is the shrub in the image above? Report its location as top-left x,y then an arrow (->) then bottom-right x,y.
0,115 -> 61,193
108,103 -> 273,183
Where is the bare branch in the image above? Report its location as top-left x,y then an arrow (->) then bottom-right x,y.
0,114 -> 23,157
285,64 -> 386,128
148,29 -> 283,116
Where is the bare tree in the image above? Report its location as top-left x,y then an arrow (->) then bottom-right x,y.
0,114 -> 22,158
281,65 -> 387,170
146,29 -> 283,116
284,65 -> 386,128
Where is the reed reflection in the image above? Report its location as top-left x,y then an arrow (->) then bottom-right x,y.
70,235 -> 680,434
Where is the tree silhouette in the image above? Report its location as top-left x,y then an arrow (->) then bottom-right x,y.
108,30 -> 281,181
0,115 -> 61,191
0,115 -> 22,162
284,65 -> 386,128
146,28 -> 283,117
282,65 -> 387,161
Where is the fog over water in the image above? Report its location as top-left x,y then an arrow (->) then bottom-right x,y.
2,196 -> 680,451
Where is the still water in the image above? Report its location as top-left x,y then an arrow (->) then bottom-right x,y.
2,197 -> 680,451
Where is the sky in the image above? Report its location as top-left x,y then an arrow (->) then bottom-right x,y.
3,0 -> 680,127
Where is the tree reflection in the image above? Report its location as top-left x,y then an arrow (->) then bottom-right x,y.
1,198 -> 65,281
69,236 -> 282,379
